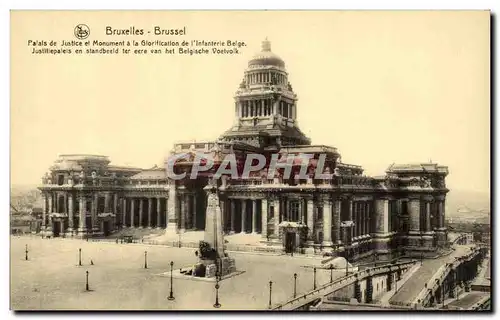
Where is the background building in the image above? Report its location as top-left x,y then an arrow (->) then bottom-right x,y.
38,40 -> 449,261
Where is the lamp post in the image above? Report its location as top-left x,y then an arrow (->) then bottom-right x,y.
213,274 -> 221,308
25,244 -> 28,261
167,261 -> 175,301
268,281 -> 273,309
420,252 -> 424,266
313,267 -> 317,290
144,251 -> 148,269
293,273 -> 297,298
329,264 -> 334,283
85,270 -> 89,291
78,248 -> 82,266
345,256 -> 349,276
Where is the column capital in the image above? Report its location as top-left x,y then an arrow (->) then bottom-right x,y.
422,194 -> 434,202
434,194 -> 446,201
407,194 -> 421,201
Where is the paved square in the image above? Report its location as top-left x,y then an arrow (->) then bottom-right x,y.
11,236 -> 346,310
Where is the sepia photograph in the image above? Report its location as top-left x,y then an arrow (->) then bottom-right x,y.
9,9 -> 491,311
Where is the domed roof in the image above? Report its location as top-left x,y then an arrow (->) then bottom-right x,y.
248,39 -> 285,68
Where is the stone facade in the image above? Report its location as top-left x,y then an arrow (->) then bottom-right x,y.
36,40 -> 449,260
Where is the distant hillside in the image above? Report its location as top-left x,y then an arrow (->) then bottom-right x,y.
446,189 -> 490,224
10,184 -> 42,213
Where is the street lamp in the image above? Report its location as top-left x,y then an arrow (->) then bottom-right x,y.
78,248 -> 82,266
268,281 -> 273,309
144,251 -> 148,269
213,274 -> 221,308
313,267 -> 317,290
167,261 -> 175,301
85,270 -> 89,291
25,244 -> 28,261
421,252 -> 424,266
329,264 -> 334,283
293,273 -> 297,298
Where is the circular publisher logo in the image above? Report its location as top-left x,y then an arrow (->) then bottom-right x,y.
74,24 -> 90,40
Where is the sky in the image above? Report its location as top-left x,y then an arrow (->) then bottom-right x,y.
10,10 -> 490,193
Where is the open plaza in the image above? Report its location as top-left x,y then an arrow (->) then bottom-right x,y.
11,236 -> 343,310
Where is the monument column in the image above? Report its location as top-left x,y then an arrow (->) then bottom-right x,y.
130,198 -> 135,228
122,198 -> 127,227
241,199 -> 247,233
261,199 -> 268,238
147,197 -> 153,228
274,198 -> 280,238
230,199 -> 236,234
322,198 -> 333,247
252,199 -> 258,233
156,197 -> 161,228
306,199 -> 314,243
138,198 -> 144,228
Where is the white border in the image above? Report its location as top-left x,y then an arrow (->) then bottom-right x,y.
2,1 -> 497,320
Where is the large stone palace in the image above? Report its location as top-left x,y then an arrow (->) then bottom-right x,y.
37,39 -> 449,260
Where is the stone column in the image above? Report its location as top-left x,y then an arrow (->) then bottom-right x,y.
274,198 -> 280,238
408,195 -> 421,247
166,182 -> 178,233
241,199 -> 247,233
306,199 -> 314,243
186,194 -> 192,229
138,198 -> 144,228
78,194 -> 86,233
230,199 -> 236,233
322,198 -> 333,247
365,202 -> 370,235
252,199 -> 258,233
113,194 -> 119,227
104,193 -> 111,213
435,195 -> 447,246
130,198 -> 135,228
156,197 -> 161,228
122,198 -> 127,227
298,198 -> 303,223
41,193 -> 47,231
192,195 -> 197,230
261,199 -> 268,238
91,193 -> 98,232
180,195 -> 186,232
408,196 -> 420,233
48,193 -> 53,214
333,199 -> 341,244
67,193 -> 74,233
373,198 -> 390,253
147,197 -> 153,228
